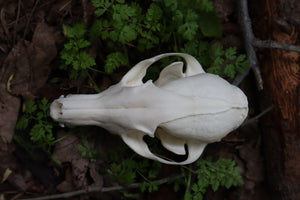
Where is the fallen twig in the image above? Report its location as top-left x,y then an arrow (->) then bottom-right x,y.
13,0 -> 22,45
19,174 -> 183,200
253,39 -> 300,53
235,0 -> 263,90
0,8 -> 11,44
241,106 -> 273,127
23,0 -> 40,39
81,0 -> 89,25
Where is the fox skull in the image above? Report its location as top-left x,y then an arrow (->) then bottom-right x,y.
50,53 -> 248,165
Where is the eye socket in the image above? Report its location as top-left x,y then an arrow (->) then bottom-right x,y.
143,135 -> 188,163
142,56 -> 186,83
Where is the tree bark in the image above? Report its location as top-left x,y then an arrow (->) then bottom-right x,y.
251,0 -> 300,199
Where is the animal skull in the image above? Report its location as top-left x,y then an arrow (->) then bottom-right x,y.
50,53 -> 248,165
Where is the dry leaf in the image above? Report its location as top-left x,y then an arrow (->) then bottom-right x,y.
53,132 -> 90,188
2,22 -> 57,99
0,84 -> 20,143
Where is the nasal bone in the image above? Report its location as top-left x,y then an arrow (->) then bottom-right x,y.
50,100 -> 63,121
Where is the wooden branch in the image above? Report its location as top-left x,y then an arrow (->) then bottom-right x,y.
241,106 -> 273,127
19,174 -> 182,200
235,0 -> 300,89
253,39 -> 300,52
235,0 -> 263,90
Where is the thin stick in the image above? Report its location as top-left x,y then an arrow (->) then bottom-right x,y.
19,174 -> 182,200
253,39 -> 300,53
23,0 -> 40,39
13,0 -> 22,44
0,8 -> 11,44
81,0 -> 88,25
241,106 -> 273,127
235,0 -> 263,90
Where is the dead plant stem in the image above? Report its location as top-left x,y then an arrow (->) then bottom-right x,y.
253,39 -> 300,52
235,0 -> 263,90
19,174 -> 182,200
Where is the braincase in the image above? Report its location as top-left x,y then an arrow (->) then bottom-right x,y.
160,73 -> 237,101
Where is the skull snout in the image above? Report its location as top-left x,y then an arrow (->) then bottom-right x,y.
50,100 -> 63,121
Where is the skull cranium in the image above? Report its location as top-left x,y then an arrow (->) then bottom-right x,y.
50,53 -> 248,165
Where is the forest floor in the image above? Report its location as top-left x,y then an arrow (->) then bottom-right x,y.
0,0 -> 290,199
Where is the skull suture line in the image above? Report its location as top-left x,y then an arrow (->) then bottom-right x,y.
50,53 -> 248,165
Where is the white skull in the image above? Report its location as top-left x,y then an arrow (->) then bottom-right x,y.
50,53 -> 248,165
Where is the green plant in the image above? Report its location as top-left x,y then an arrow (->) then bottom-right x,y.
60,23 -> 97,78
88,0 -> 222,75
104,51 -> 129,74
181,42 -> 250,79
183,157 -> 244,200
77,134 -> 105,162
206,45 -> 250,78
59,0 -> 249,81
107,144 -> 162,198
103,141 -> 243,199
90,0 -> 221,48
15,98 -> 64,163
16,98 -> 55,150
91,0 -> 162,48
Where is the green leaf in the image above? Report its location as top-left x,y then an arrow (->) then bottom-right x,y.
76,39 -> 91,49
225,47 -> 237,60
198,11 -> 222,38
224,177 -> 233,189
70,51 -> 94,71
104,52 -> 129,74
182,157 -> 244,200
224,64 -> 236,78
39,98 -> 49,111
162,0 -> 177,11
193,192 -> 204,200
236,54 -> 246,63
45,132 -> 55,145
69,69 -> 80,79
211,44 -> 224,57
236,55 -> 250,73
214,56 -> 224,67
140,182 -> 148,192
180,41 -> 198,55
172,9 -> 183,25
184,192 -> 193,200
112,4 -> 136,22
177,10 -> 199,40
65,23 -> 86,39
148,182 -> 159,192
211,180 -> 220,191
50,155 -> 62,165
192,184 -> 199,192
36,112 -> 43,120
95,8 -> 107,16
16,116 -> 29,130
92,0 -> 109,8
122,191 -> 139,199
93,0 -> 112,16
198,0 -> 214,12
44,124 -> 53,134
146,3 -> 163,23
25,100 -> 37,114
30,124 -> 45,143
178,21 -> 198,40
119,25 -> 137,43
